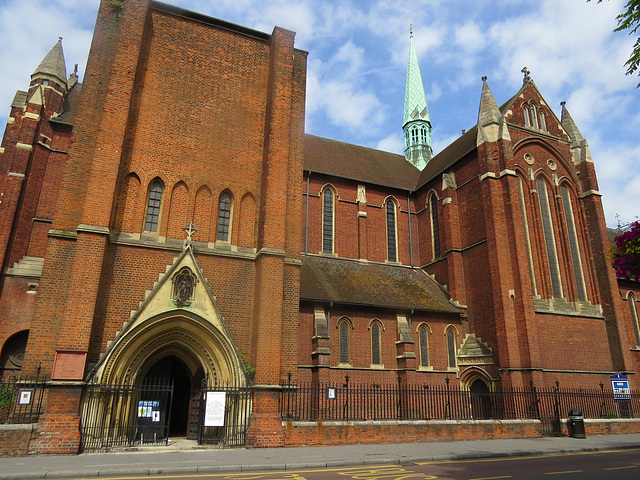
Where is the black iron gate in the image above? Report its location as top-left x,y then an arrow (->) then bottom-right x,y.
198,379 -> 252,447
80,379 -> 174,451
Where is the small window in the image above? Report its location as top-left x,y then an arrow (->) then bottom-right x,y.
418,325 -> 430,367
539,111 -> 547,132
371,323 -> 381,365
217,191 -> 232,242
523,105 -> 531,127
386,201 -> 397,262
339,320 -> 350,364
430,194 -> 441,259
144,180 -> 164,232
322,188 -> 334,254
629,293 -> 640,348
446,328 -> 457,369
530,104 -> 539,129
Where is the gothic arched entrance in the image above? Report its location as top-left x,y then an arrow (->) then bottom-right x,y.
470,379 -> 492,419
82,310 -> 247,448
143,356 -> 195,437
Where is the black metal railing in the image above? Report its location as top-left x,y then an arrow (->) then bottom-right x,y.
0,373 -> 47,424
198,379 -> 252,447
79,378 -> 174,451
280,376 -> 640,436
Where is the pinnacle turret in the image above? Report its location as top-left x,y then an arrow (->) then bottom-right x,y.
476,76 -> 510,146
561,101 -> 593,164
403,29 -> 432,170
31,37 -> 68,89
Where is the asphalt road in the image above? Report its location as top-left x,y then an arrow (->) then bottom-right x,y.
72,448 -> 639,480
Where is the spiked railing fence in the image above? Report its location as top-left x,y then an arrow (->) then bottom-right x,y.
0,372 -> 47,425
279,376 -> 640,436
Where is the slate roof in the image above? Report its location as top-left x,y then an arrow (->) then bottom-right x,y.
416,125 -> 477,189
32,39 -> 67,87
52,83 -> 82,125
304,134 -> 421,191
300,255 -> 460,314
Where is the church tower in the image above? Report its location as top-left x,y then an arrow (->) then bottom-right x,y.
403,28 -> 432,170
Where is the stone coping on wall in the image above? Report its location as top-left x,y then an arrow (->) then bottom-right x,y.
285,419 -> 539,427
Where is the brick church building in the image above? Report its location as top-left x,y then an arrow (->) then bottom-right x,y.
1,0 -> 639,453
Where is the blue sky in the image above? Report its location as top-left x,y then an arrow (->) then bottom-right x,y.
1,0 -> 638,227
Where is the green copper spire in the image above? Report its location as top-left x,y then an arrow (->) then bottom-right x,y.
403,28 -> 432,170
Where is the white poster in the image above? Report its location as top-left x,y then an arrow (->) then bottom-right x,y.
204,391 -> 226,427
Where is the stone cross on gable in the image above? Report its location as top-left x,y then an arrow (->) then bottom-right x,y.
521,66 -> 531,84
183,221 -> 198,247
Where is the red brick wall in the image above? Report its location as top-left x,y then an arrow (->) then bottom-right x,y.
0,277 -> 36,353
298,303 -> 466,387
0,425 -> 36,457
283,419 -> 542,446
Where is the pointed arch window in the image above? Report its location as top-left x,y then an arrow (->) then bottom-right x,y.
322,188 -> 335,254
539,110 -> 547,132
418,325 -> 430,368
561,186 -> 587,302
430,194 -> 441,259
628,293 -> 640,348
530,104 -> 539,129
517,175 -> 537,296
339,319 -> 350,364
386,200 -> 397,262
537,178 -> 563,298
371,322 -> 382,366
144,179 -> 164,232
523,105 -> 531,127
217,191 -> 233,242
446,327 -> 457,369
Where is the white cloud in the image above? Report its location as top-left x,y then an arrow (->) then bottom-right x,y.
454,21 -> 485,53
376,133 -> 404,155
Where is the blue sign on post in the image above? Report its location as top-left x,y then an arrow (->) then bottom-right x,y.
610,373 -> 631,401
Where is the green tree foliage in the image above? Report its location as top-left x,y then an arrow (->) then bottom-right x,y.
611,221 -> 640,280
592,0 -> 640,86
0,379 -> 17,422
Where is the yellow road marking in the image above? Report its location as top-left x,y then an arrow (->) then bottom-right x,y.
416,447 -> 640,465
77,465 -> 405,480
469,476 -> 513,480
545,471 -> 582,475
604,465 -> 638,470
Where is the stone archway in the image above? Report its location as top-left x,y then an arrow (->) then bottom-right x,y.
0,330 -> 29,380
90,310 -> 246,440
96,310 -> 245,388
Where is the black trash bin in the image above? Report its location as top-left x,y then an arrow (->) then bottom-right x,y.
567,409 -> 585,438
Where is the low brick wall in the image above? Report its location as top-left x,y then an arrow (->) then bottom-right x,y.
563,418 -> 640,436
0,424 -> 36,457
283,419 -> 542,446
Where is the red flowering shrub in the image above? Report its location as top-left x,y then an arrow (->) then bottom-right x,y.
612,221 -> 640,280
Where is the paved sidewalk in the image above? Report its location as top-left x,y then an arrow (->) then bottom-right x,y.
0,434 -> 639,479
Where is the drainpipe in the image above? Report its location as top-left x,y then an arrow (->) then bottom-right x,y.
305,171 -> 310,254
